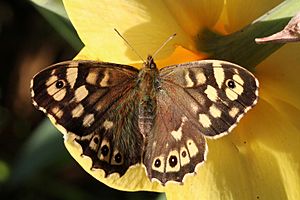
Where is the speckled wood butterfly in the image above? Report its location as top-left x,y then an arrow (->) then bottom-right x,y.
30,56 -> 258,185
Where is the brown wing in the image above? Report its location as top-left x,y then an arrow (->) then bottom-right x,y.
31,60 -> 143,176
143,60 -> 258,185
159,60 -> 259,138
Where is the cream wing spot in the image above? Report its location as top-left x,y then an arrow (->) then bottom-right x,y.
72,104 -> 84,118
225,88 -> 239,100
74,85 -> 89,102
213,67 -> 225,88
86,70 -> 98,85
209,104 -> 221,118
179,147 -> 190,167
89,135 -> 100,151
233,74 -> 244,85
199,114 -> 212,128
184,70 -> 194,87
52,106 -> 63,119
186,139 -> 199,158
98,139 -> 110,162
229,107 -> 239,118
152,156 -> 165,173
45,75 -> 58,87
53,88 -> 66,101
100,70 -> 110,87
103,120 -> 113,130
170,117 -> 187,141
66,68 -> 78,88
204,85 -> 218,102
46,76 -> 67,101
166,150 -> 180,172
83,114 -> 95,127
195,71 -> 206,85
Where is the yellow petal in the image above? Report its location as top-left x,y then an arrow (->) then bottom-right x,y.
64,133 -> 164,192
220,0 -> 283,33
166,98 -> 300,199
257,43 -> 300,110
64,0 -> 193,63
163,0 -> 225,36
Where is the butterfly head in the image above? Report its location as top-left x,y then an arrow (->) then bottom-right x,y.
144,55 -> 157,69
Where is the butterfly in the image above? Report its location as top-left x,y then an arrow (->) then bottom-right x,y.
30,56 -> 259,185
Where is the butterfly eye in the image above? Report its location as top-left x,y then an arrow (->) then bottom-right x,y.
55,80 -> 65,89
226,79 -> 236,89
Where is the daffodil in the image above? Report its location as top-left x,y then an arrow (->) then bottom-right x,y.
62,0 -> 300,199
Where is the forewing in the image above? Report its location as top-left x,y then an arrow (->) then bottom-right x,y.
159,60 -> 259,138
31,60 -> 143,176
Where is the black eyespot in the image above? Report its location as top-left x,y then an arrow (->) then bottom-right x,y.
227,80 -> 236,89
181,151 -> 187,158
154,159 -> 161,168
101,145 -> 109,156
93,137 -> 99,144
114,153 -> 122,163
169,155 -> 178,167
55,80 -> 64,89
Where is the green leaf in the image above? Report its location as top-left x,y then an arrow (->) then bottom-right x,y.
30,0 -> 83,51
30,0 -> 68,19
0,160 -> 10,183
9,119 -> 69,185
197,0 -> 300,70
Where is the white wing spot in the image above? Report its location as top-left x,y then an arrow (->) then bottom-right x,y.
152,156 -> 165,173
100,70 -> 110,87
195,72 -> 206,85
66,68 -> 78,88
229,107 -> 239,118
86,70 -> 98,85
74,85 -> 89,102
184,70 -> 194,87
204,85 -> 218,102
72,104 -> 84,118
186,139 -> 199,158
53,88 -> 66,101
52,106 -> 63,119
179,147 -> 190,167
83,113 -> 95,127
209,105 -> 222,118
199,114 -> 211,128
170,116 -> 187,141
103,120 -> 113,130
233,74 -> 244,85
213,67 -> 225,88
225,88 -> 239,100
89,135 -> 100,151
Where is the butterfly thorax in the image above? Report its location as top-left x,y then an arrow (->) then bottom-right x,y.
136,56 -> 159,137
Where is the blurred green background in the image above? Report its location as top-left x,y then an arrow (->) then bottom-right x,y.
0,1 -> 163,199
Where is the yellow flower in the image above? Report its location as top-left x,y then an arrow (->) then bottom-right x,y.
62,0 -> 300,199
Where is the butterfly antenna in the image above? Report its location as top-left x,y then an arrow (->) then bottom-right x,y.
114,28 -> 145,63
151,33 -> 177,61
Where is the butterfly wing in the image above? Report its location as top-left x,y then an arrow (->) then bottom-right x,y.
31,60 -> 143,176
143,60 -> 258,184
159,60 -> 259,138
143,88 -> 207,185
